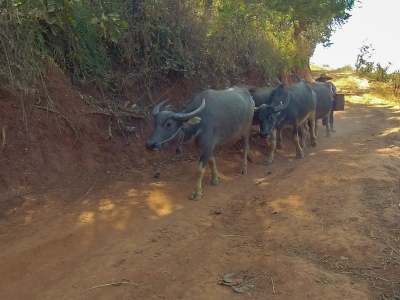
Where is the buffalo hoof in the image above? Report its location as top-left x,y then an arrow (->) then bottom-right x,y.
189,192 -> 202,201
241,167 -> 248,175
296,153 -> 304,159
263,160 -> 273,165
310,139 -> 317,148
210,177 -> 219,186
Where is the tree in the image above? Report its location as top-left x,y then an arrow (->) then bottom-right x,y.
262,0 -> 356,70
266,0 -> 355,40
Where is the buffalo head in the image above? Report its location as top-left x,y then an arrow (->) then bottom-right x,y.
255,87 -> 290,138
146,99 -> 205,150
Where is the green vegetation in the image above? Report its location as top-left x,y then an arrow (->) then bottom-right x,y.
335,65 -> 354,73
355,44 -> 400,101
0,0 -> 356,100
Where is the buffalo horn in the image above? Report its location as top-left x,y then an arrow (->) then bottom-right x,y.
152,99 -> 169,116
273,77 -> 282,85
173,99 -> 206,121
273,94 -> 290,112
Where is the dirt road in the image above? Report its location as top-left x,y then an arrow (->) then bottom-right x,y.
0,76 -> 399,299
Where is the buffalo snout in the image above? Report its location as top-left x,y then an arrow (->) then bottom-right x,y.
146,140 -> 160,150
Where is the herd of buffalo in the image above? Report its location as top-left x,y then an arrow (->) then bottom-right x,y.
146,77 -> 337,200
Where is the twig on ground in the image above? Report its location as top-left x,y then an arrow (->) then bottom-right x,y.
0,190 -> 35,205
387,240 -> 400,256
83,280 -> 138,292
49,185 -> 60,191
73,186 -> 97,204
219,234 -> 250,238
83,186 -> 97,198
271,277 -> 276,294
341,271 -> 400,283
33,105 -> 79,143
0,125 -> 8,153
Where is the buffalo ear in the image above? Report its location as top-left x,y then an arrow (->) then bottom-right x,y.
254,104 -> 268,112
164,105 -> 174,111
183,116 -> 201,128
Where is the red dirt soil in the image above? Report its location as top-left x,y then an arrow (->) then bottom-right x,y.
0,67 -> 400,300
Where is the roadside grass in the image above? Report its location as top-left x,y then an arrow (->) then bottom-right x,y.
311,65 -> 400,108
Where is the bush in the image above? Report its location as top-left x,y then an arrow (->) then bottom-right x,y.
335,65 -> 354,73
0,0 -> 355,103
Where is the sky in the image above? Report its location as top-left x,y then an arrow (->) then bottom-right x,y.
310,0 -> 399,72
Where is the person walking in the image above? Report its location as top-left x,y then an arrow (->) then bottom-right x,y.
315,73 -> 337,132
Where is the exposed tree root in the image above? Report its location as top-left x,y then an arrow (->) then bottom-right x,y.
33,105 -> 79,143
80,110 -> 145,119
80,109 -> 142,139
106,121 -> 113,139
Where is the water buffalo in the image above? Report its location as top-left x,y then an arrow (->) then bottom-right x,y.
249,82 -> 308,158
256,82 -> 317,164
146,87 -> 255,200
248,86 -> 274,150
248,86 -> 274,125
249,85 -> 306,162
306,82 -> 333,137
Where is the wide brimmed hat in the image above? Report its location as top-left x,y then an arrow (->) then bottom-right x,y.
316,73 -> 333,81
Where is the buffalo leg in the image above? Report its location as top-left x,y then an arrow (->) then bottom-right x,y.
241,133 -> 251,174
264,128 -> 277,165
189,162 -> 205,201
308,112 -> 317,148
208,155 -> 220,185
322,116 -> 331,137
189,148 -> 212,201
299,123 -> 308,149
292,123 -> 304,159
264,138 -> 271,154
246,135 -> 253,163
276,129 -> 283,149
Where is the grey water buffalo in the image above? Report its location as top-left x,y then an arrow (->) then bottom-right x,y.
146,87 -> 255,200
248,86 -> 274,150
249,85 -> 304,161
256,82 -> 317,164
306,82 -> 334,137
248,86 -> 274,125
249,83 -> 307,156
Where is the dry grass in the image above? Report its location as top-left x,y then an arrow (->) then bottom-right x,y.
311,66 -> 400,108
